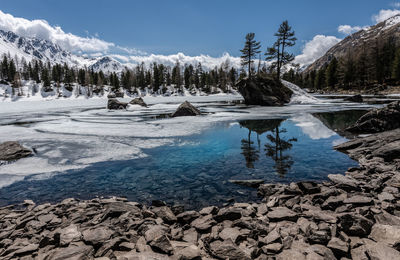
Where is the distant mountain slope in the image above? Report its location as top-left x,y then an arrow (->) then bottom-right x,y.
304,14 -> 400,74
0,29 -> 125,72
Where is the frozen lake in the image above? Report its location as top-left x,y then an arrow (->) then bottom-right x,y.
0,95 -> 378,209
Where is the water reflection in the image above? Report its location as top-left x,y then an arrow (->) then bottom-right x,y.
0,112 -> 361,210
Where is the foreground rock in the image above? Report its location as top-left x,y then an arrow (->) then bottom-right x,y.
1,122 -> 400,259
0,141 -> 32,161
346,100 -> 400,133
129,97 -> 148,107
171,101 -> 201,117
236,76 -> 293,106
107,98 -> 128,110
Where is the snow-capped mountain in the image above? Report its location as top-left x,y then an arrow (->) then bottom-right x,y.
88,56 -> 125,73
304,14 -> 400,73
0,29 -> 125,73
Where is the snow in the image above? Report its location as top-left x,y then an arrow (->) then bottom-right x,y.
282,80 -> 322,104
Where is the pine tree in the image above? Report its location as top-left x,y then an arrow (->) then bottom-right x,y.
265,20 -> 297,79
240,33 -> 261,79
325,57 -> 338,88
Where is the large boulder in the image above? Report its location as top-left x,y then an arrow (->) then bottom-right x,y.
0,141 -> 32,161
129,97 -> 148,107
346,101 -> 400,133
236,76 -> 293,106
107,98 -> 128,110
171,101 -> 201,117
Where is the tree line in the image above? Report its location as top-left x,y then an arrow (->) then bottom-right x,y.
286,36 -> 400,90
0,53 -> 240,96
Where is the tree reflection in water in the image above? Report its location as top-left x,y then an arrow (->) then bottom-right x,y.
239,119 -> 297,176
265,126 -> 297,177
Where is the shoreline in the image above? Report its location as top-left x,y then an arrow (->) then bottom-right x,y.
1,128 -> 399,259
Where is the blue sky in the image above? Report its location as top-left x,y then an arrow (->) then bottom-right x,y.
0,0 -> 397,57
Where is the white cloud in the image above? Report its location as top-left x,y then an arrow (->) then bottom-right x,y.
338,25 -> 363,35
372,9 -> 400,23
294,35 -> 341,68
128,52 -> 242,70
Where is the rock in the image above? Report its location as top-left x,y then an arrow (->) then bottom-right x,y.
149,235 -> 173,255
327,174 -> 361,191
259,229 -> 281,245
171,101 -> 201,117
261,243 -> 283,254
267,207 -> 298,222
297,181 -> 321,194
144,225 -> 168,243
369,224 -> 400,247
228,179 -> 264,188
215,207 -> 242,222
219,227 -> 241,242
82,227 -> 114,245
377,191 -> 395,202
191,214 -> 216,232
13,243 -> 38,257
338,213 -> 374,237
307,230 -> 330,245
151,206 -> 177,224
344,94 -> 363,103
107,93 -> 116,98
59,224 -> 81,246
209,239 -> 251,260
129,97 -> 148,107
174,244 -> 201,260
236,76 -> 293,106
43,241 -> 94,260
371,140 -> 400,161
258,183 -> 278,197
0,141 -> 32,161
107,98 -> 128,110
343,195 -> 373,206
176,211 -> 200,224
346,101 -> 400,133
327,237 -> 348,256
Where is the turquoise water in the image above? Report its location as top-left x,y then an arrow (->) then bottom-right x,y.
0,111 -> 362,209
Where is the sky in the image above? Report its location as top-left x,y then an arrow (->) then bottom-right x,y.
0,0 -> 399,68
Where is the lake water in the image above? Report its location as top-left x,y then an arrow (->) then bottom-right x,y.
0,102 -> 367,209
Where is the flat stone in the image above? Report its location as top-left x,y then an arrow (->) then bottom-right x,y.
378,192 -> 395,202
259,229 -> 281,245
176,211 -> 200,224
144,225 -> 168,243
0,141 -> 32,161
151,206 -> 177,224
43,241 -> 94,260
344,195 -> 373,206
149,235 -> 173,255
82,227 -> 114,245
174,244 -> 201,260
297,181 -> 321,194
267,207 -> 298,222
262,243 -> 283,254
339,213 -> 373,237
327,237 -> 348,255
328,174 -> 360,191
369,224 -> 400,246
59,224 -> 81,246
209,239 -> 251,260
219,227 -> 241,242
215,207 -> 242,222
191,214 -> 216,231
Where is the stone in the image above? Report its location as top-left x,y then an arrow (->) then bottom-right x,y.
215,207 -> 242,222
191,214 -> 216,232
267,207 -> 298,222
297,181 -> 321,194
338,213 -> 374,237
378,191 -> 395,202
13,243 -> 38,257
82,227 -> 114,245
219,227 -> 241,242
176,211 -> 200,224
261,243 -> 283,254
144,225 -> 168,243
344,94 -> 363,103
107,98 -> 128,110
209,239 -> 251,260
343,195 -> 373,206
346,101 -> 400,133
0,141 -> 32,161
171,101 -> 201,117
151,206 -> 177,224
149,235 -> 173,255
236,76 -> 292,106
369,224 -> 400,247
259,229 -> 281,245
174,244 -> 201,260
129,97 -> 147,107
59,224 -> 81,246
327,174 -> 360,191
327,237 -> 348,256
43,241 -> 94,260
